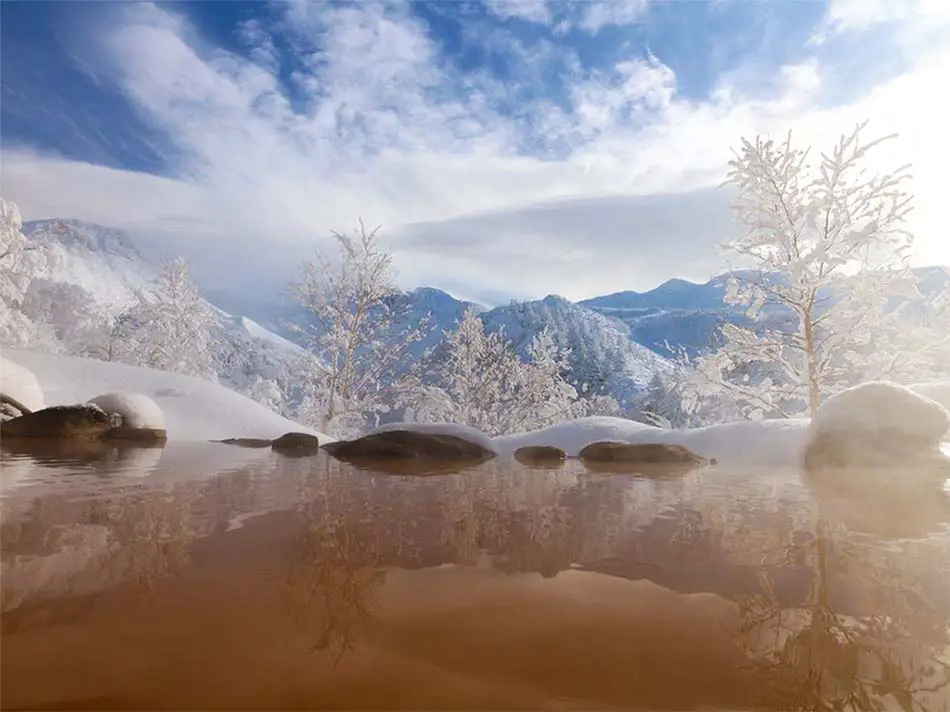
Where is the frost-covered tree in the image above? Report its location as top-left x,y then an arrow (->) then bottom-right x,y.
247,375 -> 287,415
0,197 -> 40,347
20,279 -> 114,358
289,220 -> 429,436
122,256 -> 219,380
687,121 -> 918,418
407,309 -> 578,436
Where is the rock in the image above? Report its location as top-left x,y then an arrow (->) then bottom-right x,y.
87,392 -> 165,431
101,427 -> 168,445
0,405 -> 118,440
805,382 -> 950,476
812,381 -> 949,445
803,430 -> 950,478
322,429 -> 495,474
514,445 -> 566,467
218,437 -> 274,449
578,441 -> 710,476
271,432 -> 321,457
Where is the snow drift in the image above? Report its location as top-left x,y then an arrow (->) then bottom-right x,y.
2,349 -> 327,443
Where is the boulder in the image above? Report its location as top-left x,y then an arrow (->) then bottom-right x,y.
812,382 -> 949,445
513,445 -> 566,467
322,429 -> 495,474
271,432 -> 321,457
217,437 -> 274,449
0,405 -> 118,440
804,382 -> 950,476
578,441 -> 711,475
87,392 -> 165,431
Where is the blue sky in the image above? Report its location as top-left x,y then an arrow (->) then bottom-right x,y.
3,0 -> 948,304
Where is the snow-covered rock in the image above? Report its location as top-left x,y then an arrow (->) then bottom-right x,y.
910,381 -> 950,414
0,355 -> 46,412
3,349 -> 330,443
813,382 -> 950,444
86,392 -> 165,430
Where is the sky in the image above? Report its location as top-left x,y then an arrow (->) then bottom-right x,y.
2,0 -> 949,306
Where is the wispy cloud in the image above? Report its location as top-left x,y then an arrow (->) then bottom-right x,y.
578,0 -> 651,33
3,0 -> 949,303
483,0 -> 551,24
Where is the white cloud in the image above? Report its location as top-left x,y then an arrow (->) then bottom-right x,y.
482,0 -> 551,24
578,0 -> 651,33
3,0 -> 949,305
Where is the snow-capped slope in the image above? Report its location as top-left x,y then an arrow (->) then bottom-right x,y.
22,219 -> 157,313
3,349 -> 328,442
236,316 -> 305,355
479,295 -> 672,405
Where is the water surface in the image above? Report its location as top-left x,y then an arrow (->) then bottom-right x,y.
2,444 -> 949,711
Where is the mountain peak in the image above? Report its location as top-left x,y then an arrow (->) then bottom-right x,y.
23,218 -> 142,260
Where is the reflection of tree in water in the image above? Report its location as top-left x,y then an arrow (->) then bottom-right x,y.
731,518 -> 950,712
282,459 -> 389,663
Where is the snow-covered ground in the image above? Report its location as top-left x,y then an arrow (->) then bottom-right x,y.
2,349 -> 327,442
237,316 -> 305,355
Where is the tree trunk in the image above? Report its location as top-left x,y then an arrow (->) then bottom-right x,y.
803,312 -> 820,416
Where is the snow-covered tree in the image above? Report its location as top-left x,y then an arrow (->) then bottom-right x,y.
687,121 -> 919,418
247,375 -> 287,415
20,279 -> 114,358
0,197 -> 40,347
121,256 -> 219,380
407,309 -> 578,436
632,371 -> 695,428
289,220 -> 429,436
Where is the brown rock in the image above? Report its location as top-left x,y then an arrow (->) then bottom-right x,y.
322,429 -> 495,475
514,445 -> 566,467
271,432 -> 321,457
217,437 -> 274,449
579,441 -> 710,476
0,405 -> 118,440
803,430 -> 947,470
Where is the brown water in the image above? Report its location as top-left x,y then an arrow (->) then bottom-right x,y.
2,444 -> 949,711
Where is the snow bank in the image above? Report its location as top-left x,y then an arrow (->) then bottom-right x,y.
0,355 -> 46,412
813,381 -> 949,443
494,416 -> 810,468
86,392 -> 165,430
370,421 -> 498,454
3,349 -> 329,443
910,382 -> 950,415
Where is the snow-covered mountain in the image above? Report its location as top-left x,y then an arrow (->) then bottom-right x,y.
11,218 -> 304,399
21,219 -> 156,313
12,211 -> 946,409
479,295 -> 671,406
